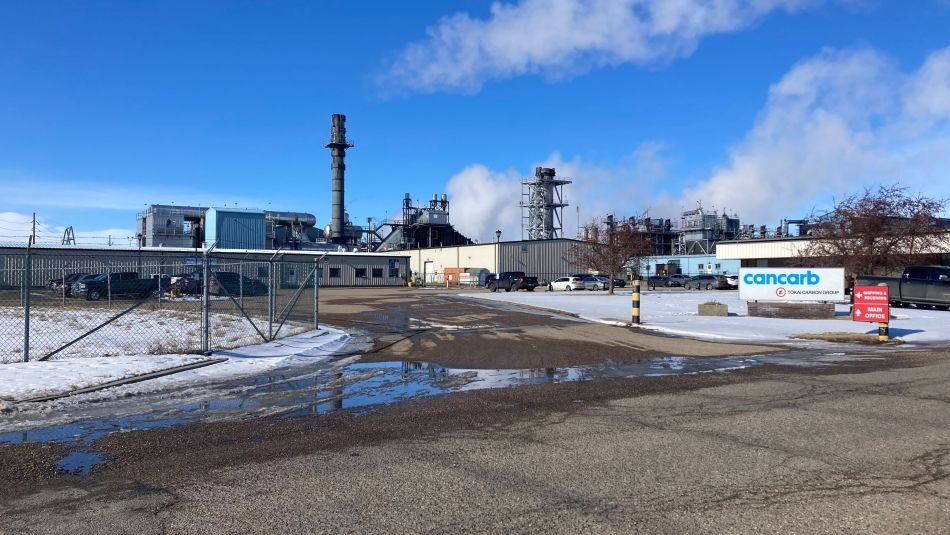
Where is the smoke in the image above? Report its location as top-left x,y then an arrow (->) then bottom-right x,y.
445,165 -> 523,242
380,0 -> 824,94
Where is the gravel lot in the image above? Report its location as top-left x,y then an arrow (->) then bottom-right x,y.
1,288 -> 947,534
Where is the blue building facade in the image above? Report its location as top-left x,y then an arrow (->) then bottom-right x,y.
637,254 -> 740,277
205,208 -> 267,249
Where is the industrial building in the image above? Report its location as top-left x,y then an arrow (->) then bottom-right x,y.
136,204 -> 324,250
0,245 -> 410,289
379,238 -> 588,285
373,193 -> 474,251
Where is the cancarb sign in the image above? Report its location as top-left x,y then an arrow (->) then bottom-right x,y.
739,268 -> 845,302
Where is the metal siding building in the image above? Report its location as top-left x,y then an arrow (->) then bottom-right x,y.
205,208 -> 267,250
379,239 -> 588,284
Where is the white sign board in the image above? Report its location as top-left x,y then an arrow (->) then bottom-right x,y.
739,267 -> 845,302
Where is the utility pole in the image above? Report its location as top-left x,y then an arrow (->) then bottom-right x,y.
606,214 -> 615,294
30,212 -> 36,246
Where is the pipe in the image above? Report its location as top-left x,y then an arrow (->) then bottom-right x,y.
265,211 -> 317,227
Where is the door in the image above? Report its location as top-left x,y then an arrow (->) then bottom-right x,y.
926,267 -> 950,305
423,261 -> 434,286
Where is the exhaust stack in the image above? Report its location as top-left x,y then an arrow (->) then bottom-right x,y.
326,114 -> 354,244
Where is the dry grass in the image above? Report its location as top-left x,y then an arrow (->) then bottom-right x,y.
790,332 -> 904,345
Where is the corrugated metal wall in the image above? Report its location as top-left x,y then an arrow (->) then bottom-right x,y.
499,240 -> 584,282
207,209 -> 267,249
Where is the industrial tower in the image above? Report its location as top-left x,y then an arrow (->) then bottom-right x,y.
326,114 -> 354,245
520,167 -> 571,240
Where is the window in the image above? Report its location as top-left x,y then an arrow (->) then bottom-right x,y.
905,267 -> 928,280
389,267 -> 400,278
715,263 -> 721,269
697,264 -> 704,270
329,267 -> 340,278
355,268 -> 367,278
372,268 -> 383,278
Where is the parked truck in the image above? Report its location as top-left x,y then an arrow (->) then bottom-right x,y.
73,272 -> 159,301
487,271 -> 538,292
855,265 -> 950,310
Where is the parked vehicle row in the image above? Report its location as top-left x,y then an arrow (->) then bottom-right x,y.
41,271 -> 270,300
647,274 -> 737,290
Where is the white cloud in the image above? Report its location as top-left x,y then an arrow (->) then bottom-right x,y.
666,46 -> 950,223
0,211 -> 136,247
0,171 -> 260,212
381,0 -> 823,94
444,46 -> 950,232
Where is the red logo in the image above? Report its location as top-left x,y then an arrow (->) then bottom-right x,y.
775,287 -> 787,297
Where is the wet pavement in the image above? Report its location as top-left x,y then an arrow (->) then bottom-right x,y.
0,349 -> 884,450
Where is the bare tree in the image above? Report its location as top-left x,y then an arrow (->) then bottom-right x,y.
801,184 -> 948,277
570,215 -> 654,294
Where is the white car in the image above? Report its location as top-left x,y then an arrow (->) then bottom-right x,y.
548,276 -> 591,291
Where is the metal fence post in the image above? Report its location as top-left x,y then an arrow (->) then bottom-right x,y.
23,247 -> 31,362
201,251 -> 210,354
313,258 -> 320,331
268,260 -> 274,341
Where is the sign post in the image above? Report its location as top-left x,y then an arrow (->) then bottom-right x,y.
852,284 -> 890,342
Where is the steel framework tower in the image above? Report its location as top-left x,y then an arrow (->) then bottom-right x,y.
520,167 -> 571,240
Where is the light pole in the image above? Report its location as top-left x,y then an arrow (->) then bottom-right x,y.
495,229 -> 501,275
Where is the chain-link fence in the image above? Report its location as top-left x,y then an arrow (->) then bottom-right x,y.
0,250 -> 321,364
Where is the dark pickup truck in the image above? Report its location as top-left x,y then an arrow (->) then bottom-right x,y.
73,272 -> 159,301
856,265 -> 950,310
487,271 -> 538,292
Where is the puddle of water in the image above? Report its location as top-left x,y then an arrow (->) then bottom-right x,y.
0,350 -> 880,445
55,450 -> 108,475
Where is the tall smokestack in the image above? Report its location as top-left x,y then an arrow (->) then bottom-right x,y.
326,114 -> 354,244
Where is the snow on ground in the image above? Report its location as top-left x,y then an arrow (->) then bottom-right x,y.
0,327 -> 351,404
0,307 -> 311,363
462,289 -> 950,345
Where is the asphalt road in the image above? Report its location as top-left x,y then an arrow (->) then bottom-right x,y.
1,288 -> 948,534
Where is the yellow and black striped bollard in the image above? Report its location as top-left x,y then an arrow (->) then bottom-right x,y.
878,321 -> 889,342
631,278 -> 641,325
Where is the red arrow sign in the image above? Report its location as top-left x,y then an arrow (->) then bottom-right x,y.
854,286 -> 889,305
853,285 -> 889,323
854,303 -> 889,322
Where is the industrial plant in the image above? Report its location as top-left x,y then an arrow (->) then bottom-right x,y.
27,112 -> 855,285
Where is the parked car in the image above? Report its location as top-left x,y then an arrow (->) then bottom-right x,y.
209,272 -> 268,297
548,276 -> 590,291
612,277 -> 627,288
856,265 -> 950,309
48,272 -> 90,295
483,273 -> 497,288
487,271 -> 539,292
724,274 -> 739,289
647,275 -> 669,288
567,274 -> 605,290
666,274 -> 690,287
71,274 -> 100,295
73,272 -> 159,301
683,274 -> 730,290
170,272 -> 203,295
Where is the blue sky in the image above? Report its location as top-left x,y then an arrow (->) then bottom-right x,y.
2,0 -> 949,246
